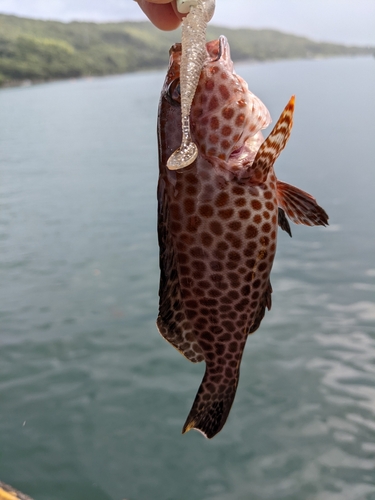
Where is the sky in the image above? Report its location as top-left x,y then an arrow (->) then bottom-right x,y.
0,0 -> 374,46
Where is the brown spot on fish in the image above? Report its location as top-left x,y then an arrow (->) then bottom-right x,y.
216,208 -> 233,220
251,199 -> 262,210
239,209 -> 250,219
206,79 -> 215,91
215,192 -> 229,207
235,113 -> 245,126
219,84 -> 230,100
209,221 -> 223,235
262,223 -> 271,233
245,225 -> 258,239
222,107 -> 235,120
221,125 -> 232,137
201,232 -> 213,247
227,221 -> 241,233
235,198 -> 246,207
211,116 -> 220,130
209,134 -> 219,145
199,204 -> 214,217
209,95 -> 219,111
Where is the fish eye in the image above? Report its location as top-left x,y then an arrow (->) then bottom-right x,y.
166,79 -> 181,106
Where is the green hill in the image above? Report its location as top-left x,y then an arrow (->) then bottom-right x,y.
0,13 -> 373,87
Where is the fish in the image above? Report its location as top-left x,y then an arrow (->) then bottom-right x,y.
157,36 -> 328,439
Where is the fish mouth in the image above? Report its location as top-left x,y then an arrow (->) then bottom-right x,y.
169,36 -> 231,70
165,36 -> 232,107
215,35 -> 229,62
169,42 -> 182,57
206,35 -> 231,64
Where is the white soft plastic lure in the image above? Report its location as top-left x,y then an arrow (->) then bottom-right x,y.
167,0 -> 215,170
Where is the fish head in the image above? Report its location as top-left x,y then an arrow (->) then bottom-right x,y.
159,36 -> 271,174
190,36 -> 271,170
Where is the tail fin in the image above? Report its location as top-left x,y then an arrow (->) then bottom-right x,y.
182,366 -> 239,439
252,96 -> 295,183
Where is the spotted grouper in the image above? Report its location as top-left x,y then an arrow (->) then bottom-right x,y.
157,36 -> 328,439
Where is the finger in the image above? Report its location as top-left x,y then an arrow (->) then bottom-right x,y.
141,0 -> 173,3
137,0 -> 183,30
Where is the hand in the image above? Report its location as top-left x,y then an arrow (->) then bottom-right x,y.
136,0 -> 184,30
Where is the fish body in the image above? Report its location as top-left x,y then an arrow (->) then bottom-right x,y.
157,36 -> 328,439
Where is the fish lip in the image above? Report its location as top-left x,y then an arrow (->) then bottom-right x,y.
214,35 -> 229,62
169,43 -> 182,56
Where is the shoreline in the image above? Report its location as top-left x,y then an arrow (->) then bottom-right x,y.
1,53 -> 372,92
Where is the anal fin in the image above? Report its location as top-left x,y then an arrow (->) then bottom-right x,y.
278,207 -> 292,237
156,315 -> 204,364
248,281 -> 273,335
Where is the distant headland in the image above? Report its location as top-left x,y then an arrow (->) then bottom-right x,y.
0,13 -> 373,87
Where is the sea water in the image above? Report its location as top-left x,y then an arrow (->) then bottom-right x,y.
0,57 -> 374,500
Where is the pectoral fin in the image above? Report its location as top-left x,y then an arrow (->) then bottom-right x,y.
276,180 -> 329,227
251,96 -> 295,183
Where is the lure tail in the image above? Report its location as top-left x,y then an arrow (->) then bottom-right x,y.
182,365 -> 240,439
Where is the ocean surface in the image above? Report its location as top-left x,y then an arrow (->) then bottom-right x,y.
0,56 -> 374,500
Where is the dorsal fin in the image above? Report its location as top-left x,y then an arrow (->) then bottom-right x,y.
251,96 -> 295,183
